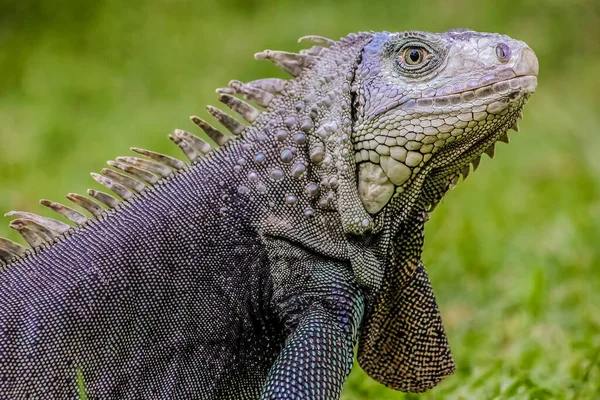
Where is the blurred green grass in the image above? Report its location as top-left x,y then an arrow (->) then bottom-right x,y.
1,0 -> 599,398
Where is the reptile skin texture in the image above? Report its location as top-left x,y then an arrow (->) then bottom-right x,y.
0,29 -> 538,398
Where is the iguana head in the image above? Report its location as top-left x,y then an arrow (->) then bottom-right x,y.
353,29 -> 538,214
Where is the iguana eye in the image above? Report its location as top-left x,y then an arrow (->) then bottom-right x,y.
495,43 -> 511,63
402,46 -> 428,66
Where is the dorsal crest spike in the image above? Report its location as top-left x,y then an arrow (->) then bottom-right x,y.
107,161 -> 159,185
0,237 -> 26,262
115,157 -> 172,178
169,134 -> 200,161
461,165 -> 471,181
174,128 -> 214,153
189,117 -> 229,146
471,155 -> 481,171
101,168 -> 145,193
8,224 -> 43,248
228,80 -> 274,108
91,172 -> 134,200
9,219 -> 55,246
299,46 -> 325,57
484,143 -> 496,159
254,50 -> 314,77
206,106 -> 246,136
64,194 -> 104,218
298,35 -> 336,47
233,78 -> 288,95
88,189 -> 119,208
40,199 -> 88,224
5,211 -> 71,234
215,87 -> 236,95
217,94 -> 260,124
130,148 -> 185,170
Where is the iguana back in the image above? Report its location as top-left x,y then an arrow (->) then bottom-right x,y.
0,30 -> 538,398
1,152 -> 282,397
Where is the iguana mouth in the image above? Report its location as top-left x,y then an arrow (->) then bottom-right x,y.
431,74 -> 538,169
410,74 -> 538,210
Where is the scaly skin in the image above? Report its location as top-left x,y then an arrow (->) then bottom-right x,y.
0,29 -> 537,398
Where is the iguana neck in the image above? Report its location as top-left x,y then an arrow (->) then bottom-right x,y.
205,34 -> 374,260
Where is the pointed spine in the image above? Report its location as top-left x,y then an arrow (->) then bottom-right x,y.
471,155 -> 481,171
169,134 -> 199,161
461,165 -> 470,181
40,199 -> 88,224
484,143 -> 496,159
91,173 -> 133,200
300,46 -> 324,57
511,120 -> 520,132
228,80 -> 274,107
174,128 -> 214,152
298,35 -> 336,47
115,157 -> 172,178
241,78 -> 287,95
130,147 -> 185,170
5,211 -> 71,234
65,193 -> 105,218
449,174 -> 459,189
217,94 -> 260,124
9,225 -> 43,248
0,237 -> 27,262
189,117 -> 229,146
254,50 -> 314,77
88,189 -> 119,209
107,160 -> 159,184
101,168 -> 145,193
206,106 -> 245,136
9,219 -> 55,246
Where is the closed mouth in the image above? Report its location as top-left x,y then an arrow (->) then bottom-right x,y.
368,73 -> 538,120
431,76 -> 537,172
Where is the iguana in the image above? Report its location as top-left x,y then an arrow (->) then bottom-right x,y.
0,29 -> 538,398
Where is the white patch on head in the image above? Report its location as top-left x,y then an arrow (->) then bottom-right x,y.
380,156 -> 411,185
358,162 -> 395,214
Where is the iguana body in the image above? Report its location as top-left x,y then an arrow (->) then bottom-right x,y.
0,30 -> 538,398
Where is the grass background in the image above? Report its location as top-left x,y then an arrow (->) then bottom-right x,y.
1,0 -> 599,398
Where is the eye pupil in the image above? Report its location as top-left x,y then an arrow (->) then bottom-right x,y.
495,43 -> 511,63
403,47 -> 427,66
409,49 -> 420,62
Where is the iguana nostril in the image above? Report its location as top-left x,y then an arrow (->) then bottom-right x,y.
495,43 -> 511,63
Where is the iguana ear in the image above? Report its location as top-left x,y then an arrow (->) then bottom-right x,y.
357,264 -> 455,392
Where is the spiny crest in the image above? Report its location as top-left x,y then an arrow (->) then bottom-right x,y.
0,34 -> 336,266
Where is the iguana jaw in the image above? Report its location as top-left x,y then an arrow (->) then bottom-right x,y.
430,75 -> 537,169
421,74 -> 537,199
357,75 -> 537,214
419,84 -> 535,212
